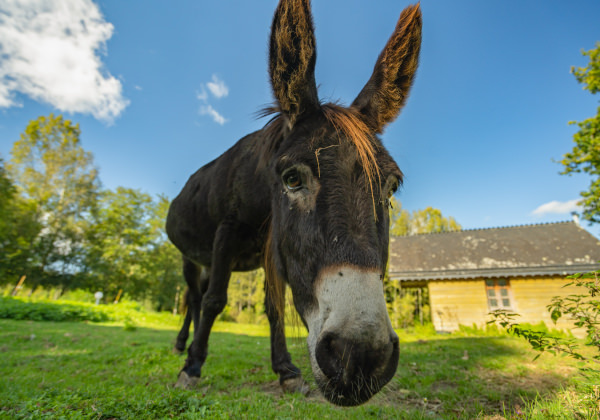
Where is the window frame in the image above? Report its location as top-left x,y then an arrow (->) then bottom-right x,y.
485,278 -> 512,311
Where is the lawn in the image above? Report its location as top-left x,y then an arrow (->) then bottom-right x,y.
0,305 -> 597,419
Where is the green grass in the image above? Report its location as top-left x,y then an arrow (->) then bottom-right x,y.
0,305 -> 598,419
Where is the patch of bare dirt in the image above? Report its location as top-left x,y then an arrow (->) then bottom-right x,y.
474,364 -> 570,397
258,380 -> 327,403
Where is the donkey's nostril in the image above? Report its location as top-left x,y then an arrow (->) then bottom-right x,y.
315,333 -> 344,380
391,334 -> 399,350
316,333 -> 380,385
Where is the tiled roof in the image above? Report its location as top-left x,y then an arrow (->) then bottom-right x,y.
389,221 -> 600,281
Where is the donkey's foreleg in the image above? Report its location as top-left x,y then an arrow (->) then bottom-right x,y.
174,264 -> 209,354
265,278 -> 309,395
176,224 -> 235,388
173,303 -> 192,354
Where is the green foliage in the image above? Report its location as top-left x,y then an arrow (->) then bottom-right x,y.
0,295 -> 183,330
389,197 -> 461,236
489,271 -> 600,372
384,283 -> 430,329
3,115 -> 184,312
560,42 -> 600,223
0,158 -> 15,221
0,296 -> 109,322
573,41 -> 600,94
489,270 -> 600,417
123,316 -> 138,331
455,323 -> 503,337
8,114 -> 101,288
84,188 -> 184,307
0,158 -> 41,285
550,271 -> 600,348
222,270 -> 267,324
143,195 -> 185,312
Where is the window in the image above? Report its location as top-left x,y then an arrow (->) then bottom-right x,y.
485,279 -> 512,310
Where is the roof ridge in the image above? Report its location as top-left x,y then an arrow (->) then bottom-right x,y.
392,220 -> 575,238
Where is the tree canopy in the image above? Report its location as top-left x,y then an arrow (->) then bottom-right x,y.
7,115 -> 101,289
3,115 -> 183,310
0,159 -> 40,282
560,42 -> 600,223
389,197 -> 461,236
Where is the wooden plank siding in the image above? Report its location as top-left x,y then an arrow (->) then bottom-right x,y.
428,277 -> 585,337
511,277 -> 584,337
428,279 -> 489,332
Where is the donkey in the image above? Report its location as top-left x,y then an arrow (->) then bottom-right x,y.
166,0 -> 422,406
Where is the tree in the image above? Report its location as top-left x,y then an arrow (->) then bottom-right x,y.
143,195 -> 185,312
389,197 -> 461,236
85,187 -> 156,301
224,270 -> 267,324
84,189 -> 184,311
410,207 -> 461,235
560,42 -> 600,223
0,158 -> 14,216
0,158 -> 40,285
386,198 -> 459,328
7,115 -> 100,290
389,198 -> 411,236
5,115 -> 185,310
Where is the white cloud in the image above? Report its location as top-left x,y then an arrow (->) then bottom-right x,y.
196,87 -> 208,102
197,74 -> 228,125
206,75 -> 229,99
532,199 -> 580,216
0,0 -> 129,123
200,104 -> 227,125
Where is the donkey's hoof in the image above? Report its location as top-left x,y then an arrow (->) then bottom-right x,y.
175,371 -> 199,389
281,376 -> 310,396
172,346 -> 185,355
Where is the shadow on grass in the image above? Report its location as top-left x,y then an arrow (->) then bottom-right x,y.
372,336 -> 576,417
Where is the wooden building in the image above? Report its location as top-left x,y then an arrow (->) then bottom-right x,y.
388,221 -> 600,334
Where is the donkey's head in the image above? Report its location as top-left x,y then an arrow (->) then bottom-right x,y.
264,0 -> 421,406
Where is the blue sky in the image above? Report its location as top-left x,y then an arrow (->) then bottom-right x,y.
1,0 -> 599,235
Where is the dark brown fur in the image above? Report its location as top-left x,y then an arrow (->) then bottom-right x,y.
167,0 -> 422,406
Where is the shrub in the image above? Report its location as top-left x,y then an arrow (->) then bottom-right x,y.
489,272 -> 599,369
0,296 -> 109,322
455,323 -> 504,337
489,270 -> 600,417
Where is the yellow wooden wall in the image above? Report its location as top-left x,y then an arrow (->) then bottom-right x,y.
428,279 -> 489,332
428,277 -> 584,337
511,277 -> 582,336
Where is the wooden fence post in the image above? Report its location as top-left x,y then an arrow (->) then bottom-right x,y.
11,275 -> 26,296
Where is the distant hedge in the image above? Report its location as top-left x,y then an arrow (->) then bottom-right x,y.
0,297 -> 110,322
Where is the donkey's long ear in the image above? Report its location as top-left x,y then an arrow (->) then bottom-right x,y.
352,4 -> 422,134
269,0 -> 319,126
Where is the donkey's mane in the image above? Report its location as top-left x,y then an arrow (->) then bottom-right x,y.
321,104 -> 381,200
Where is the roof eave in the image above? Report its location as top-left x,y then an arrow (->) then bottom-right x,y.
389,263 -> 600,282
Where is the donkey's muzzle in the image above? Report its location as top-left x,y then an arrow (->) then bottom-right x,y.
315,331 -> 399,406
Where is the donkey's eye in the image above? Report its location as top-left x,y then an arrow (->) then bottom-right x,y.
283,169 -> 303,191
384,177 -> 399,208
385,194 -> 394,209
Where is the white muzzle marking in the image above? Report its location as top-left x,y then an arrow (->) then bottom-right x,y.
305,265 -> 395,383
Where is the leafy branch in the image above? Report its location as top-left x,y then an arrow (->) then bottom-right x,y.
488,271 -> 600,374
